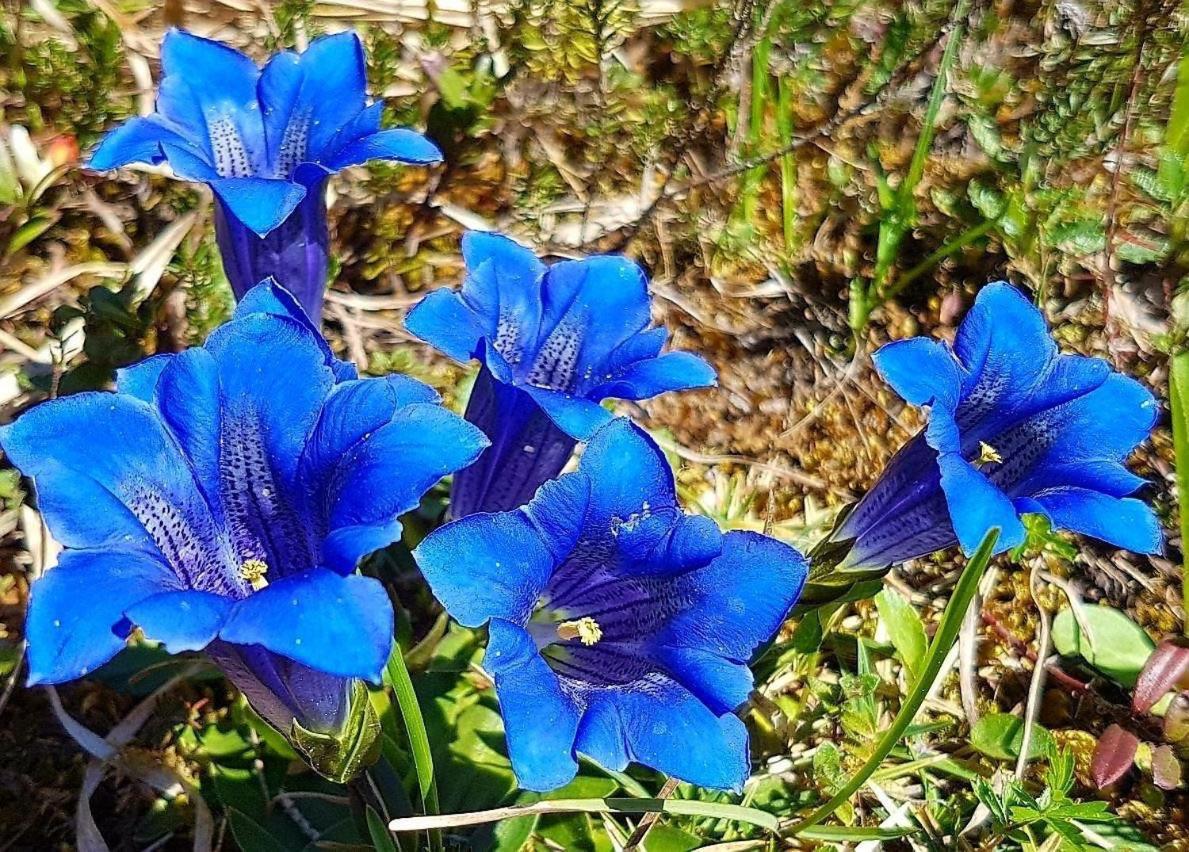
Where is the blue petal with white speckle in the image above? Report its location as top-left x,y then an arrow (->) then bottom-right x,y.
414,419 -> 805,791
405,232 -> 717,517
1,281 -> 486,735
832,282 -> 1161,569
89,30 -> 442,321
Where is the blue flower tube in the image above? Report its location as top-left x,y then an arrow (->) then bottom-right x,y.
1,283 -> 486,774
414,419 -> 806,791
825,282 -> 1161,572
90,30 -> 441,321
405,232 -> 717,517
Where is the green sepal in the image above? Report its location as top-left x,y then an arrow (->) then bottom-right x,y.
290,681 -> 382,783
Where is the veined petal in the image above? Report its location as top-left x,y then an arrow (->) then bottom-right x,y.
219,569 -> 394,681
414,510 -> 556,627
126,589 -> 232,653
209,177 -> 306,237
0,393 -> 228,572
288,32 -> 368,159
322,403 -> 488,564
321,128 -> 442,171
574,672 -> 750,791
25,549 -> 179,685
655,530 -> 805,662
485,619 -> 581,792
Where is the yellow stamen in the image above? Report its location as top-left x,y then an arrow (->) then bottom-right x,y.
557,617 -> 603,646
240,559 -> 270,590
976,441 -> 1003,467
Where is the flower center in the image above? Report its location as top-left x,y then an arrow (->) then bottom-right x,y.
239,558 -> 270,591
975,441 -> 1003,467
556,617 -> 603,646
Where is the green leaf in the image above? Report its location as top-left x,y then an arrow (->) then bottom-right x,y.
367,807 -> 399,852
643,824 -> 704,851
970,713 -> 1055,761
227,808 -> 289,852
875,588 -> 927,682
1052,606 -> 1155,687
5,214 -> 55,255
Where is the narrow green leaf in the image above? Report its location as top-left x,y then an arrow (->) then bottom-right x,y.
384,646 -> 442,852
787,527 -> 1000,835
367,807 -> 399,852
1170,350 -> 1189,639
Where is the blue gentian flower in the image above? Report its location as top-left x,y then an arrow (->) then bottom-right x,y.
1,282 -> 486,740
414,419 -> 806,791
405,232 -> 717,518
830,282 -> 1161,569
90,29 -> 441,321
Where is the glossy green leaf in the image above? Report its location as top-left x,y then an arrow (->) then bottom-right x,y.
1052,606 -> 1155,687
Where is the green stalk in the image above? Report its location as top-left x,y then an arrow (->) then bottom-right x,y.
384,648 -> 442,852
854,0 -> 971,335
1170,351 -> 1189,637
786,527 -> 1000,835
776,75 -> 797,254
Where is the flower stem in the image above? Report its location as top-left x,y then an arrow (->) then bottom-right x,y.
383,647 -> 442,852
784,527 -> 1000,836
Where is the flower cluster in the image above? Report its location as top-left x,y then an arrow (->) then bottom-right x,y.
2,28 -> 1163,801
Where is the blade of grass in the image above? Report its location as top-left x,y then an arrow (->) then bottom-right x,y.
383,647 -> 442,852
785,527 -> 1000,835
1170,350 -> 1189,637
388,797 -> 778,833
776,74 -> 797,254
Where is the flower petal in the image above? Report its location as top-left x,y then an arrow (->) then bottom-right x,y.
414,510 -> 556,628
322,403 -> 488,568
288,32 -> 368,159
116,354 -> 172,401
873,337 -> 962,410
126,589 -> 232,653
574,672 -> 750,791
404,288 -> 486,363
938,453 -> 1026,554
1033,488 -> 1162,554
209,177 -> 306,237
522,385 -> 612,441
580,419 -> 678,529
485,619 -> 581,792
89,115 -> 197,171
25,549 -> 178,685
588,350 -> 717,401
0,394 -> 226,568
219,569 -> 394,681
322,128 -> 442,171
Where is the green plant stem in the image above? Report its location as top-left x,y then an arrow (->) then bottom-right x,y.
384,649 -> 442,852
881,217 -> 1000,303
1170,351 -> 1189,637
785,527 -> 1000,835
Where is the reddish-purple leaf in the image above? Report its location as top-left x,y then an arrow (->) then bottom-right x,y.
1133,640 -> 1189,714
1092,724 -> 1140,788
1151,744 -> 1183,791
1165,694 -> 1189,744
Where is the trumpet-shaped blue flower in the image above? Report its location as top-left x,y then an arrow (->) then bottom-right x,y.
831,282 -> 1161,569
1,283 -> 486,738
90,29 -> 441,321
414,419 -> 805,791
405,232 -> 716,518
